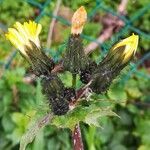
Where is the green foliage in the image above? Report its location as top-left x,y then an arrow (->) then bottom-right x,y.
0,0 -> 34,26
52,101 -> 116,129
0,0 -> 150,150
0,68 -> 47,149
107,83 -> 127,102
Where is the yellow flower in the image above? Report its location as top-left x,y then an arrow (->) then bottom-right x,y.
5,20 -> 42,57
110,33 -> 139,64
71,6 -> 87,35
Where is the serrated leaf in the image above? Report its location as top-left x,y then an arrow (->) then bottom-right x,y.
52,105 -> 88,130
85,107 -> 118,127
52,100 -> 117,129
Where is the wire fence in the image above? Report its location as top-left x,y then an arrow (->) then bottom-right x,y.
1,0 -> 150,84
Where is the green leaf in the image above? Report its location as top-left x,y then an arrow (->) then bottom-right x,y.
2,114 -> 15,133
52,105 -> 87,130
11,112 -> 30,128
58,71 -> 72,87
125,79 -> 142,99
20,113 -> 53,150
85,107 -> 118,127
138,145 -> 150,150
35,79 -> 45,105
52,100 -> 117,129
126,87 -> 142,99
7,128 -> 24,146
107,83 -> 127,102
110,144 -> 127,150
135,118 -> 150,146
5,68 -> 25,86
32,129 -> 45,150
97,117 -> 114,144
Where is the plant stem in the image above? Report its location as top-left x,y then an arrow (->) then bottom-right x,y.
72,74 -> 84,150
72,123 -> 84,150
72,73 -> 77,88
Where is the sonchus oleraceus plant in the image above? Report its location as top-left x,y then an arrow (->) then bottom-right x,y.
6,6 -> 139,150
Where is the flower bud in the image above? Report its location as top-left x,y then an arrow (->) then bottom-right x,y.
63,7 -> 88,74
41,75 -> 69,115
90,34 -> 139,94
5,21 -> 54,75
106,33 -> 138,65
5,21 -> 42,58
63,34 -> 88,74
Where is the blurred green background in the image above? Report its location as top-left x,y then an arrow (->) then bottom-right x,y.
0,0 -> 150,150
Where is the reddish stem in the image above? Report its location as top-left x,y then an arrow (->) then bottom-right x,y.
72,123 -> 84,150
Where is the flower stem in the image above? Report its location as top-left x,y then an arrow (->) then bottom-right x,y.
72,123 -> 84,150
72,73 -> 77,88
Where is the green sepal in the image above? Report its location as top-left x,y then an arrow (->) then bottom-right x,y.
24,41 -> 54,76
41,75 -> 69,116
63,34 -> 88,74
90,46 -> 129,94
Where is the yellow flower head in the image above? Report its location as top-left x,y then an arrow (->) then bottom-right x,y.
110,34 -> 139,64
71,6 -> 87,35
5,20 -> 42,57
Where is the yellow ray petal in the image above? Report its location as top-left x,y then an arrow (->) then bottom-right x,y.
110,34 -> 139,64
5,21 -> 42,57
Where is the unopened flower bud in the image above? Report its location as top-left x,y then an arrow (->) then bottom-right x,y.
64,7 -> 88,74
41,75 -> 69,115
63,34 -> 88,74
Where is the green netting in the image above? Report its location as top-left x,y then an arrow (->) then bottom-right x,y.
1,0 -> 150,83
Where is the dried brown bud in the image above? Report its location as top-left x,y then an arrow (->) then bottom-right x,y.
71,6 -> 87,35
